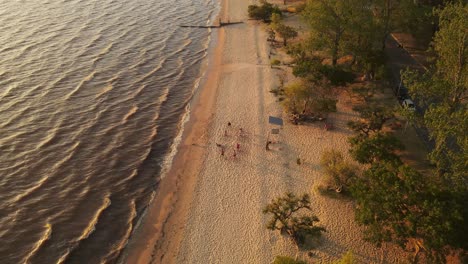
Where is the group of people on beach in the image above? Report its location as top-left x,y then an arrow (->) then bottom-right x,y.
217,122 -> 244,159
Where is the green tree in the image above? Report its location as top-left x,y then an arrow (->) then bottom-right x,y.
302,0 -> 386,67
349,132 -> 404,165
286,42 -> 308,63
302,0 -> 351,65
275,24 -> 298,46
340,0 -> 383,73
263,193 -> 326,246
351,163 -> 467,262
402,2 -> 467,185
283,80 -> 313,114
433,2 -> 467,106
347,104 -> 395,136
283,78 -> 337,115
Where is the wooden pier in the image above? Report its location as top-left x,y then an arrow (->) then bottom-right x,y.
180,21 -> 243,29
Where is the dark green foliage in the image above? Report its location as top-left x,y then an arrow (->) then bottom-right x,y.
292,59 -> 321,78
292,58 -> 354,86
351,85 -> 375,103
398,2 -> 434,47
272,256 -> 308,264
263,193 -> 326,246
349,132 -> 404,165
402,2 -> 467,187
311,98 -> 337,114
248,1 -> 282,22
301,0 -> 349,66
350,162 -> 468,262
347,104 -> 394,136
292,61 -> 313,78
286,42 -> 307,62
319,65 -> 355,86
275,24 -> 298,46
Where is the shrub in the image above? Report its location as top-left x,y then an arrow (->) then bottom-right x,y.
271,59 -> 281,66
332,251 -> 358,264
320,150 -> 358,192
248,1 -> 281,22
273,256 -> 308,264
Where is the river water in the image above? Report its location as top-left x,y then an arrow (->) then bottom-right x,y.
0,0 -> 219,262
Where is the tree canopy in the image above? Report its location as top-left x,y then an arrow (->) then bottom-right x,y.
351,162 -> 468,262
263,193 -> 326,246
403,2 -> 467,187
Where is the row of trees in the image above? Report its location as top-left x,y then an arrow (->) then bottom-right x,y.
259,0 -> 466,262
302,0 -> 434,74
343,2 -> 467,262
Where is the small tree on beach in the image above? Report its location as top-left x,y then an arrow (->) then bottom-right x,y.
282,80 -> 312,114
263,192 -> 326,246
275,24 -> 298,46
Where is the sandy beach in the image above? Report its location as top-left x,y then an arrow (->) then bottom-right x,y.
122,0 -> 410,263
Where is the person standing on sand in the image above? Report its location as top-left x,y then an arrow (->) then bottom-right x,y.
221,147 -> 225,156
233,150 -> 237,158
236,143 -> 240,150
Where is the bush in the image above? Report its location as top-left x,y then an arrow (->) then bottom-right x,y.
311,98 -> 337,113
320,150 -> 358,192
273,256 -> 308,264
270,87 -> 284,96
248,1 -> 281,22
332,251 -> 358,264
271,59 -> 281,66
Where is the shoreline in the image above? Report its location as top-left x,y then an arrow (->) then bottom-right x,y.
122,0 -> 410,262
120,0 -> 227,262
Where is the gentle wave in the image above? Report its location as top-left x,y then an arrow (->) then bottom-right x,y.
0,0 -> 218,262
121,105 -> 138,125
21,222 -> 53,264
64,71 -> 96,100
76,195 -> 111,241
